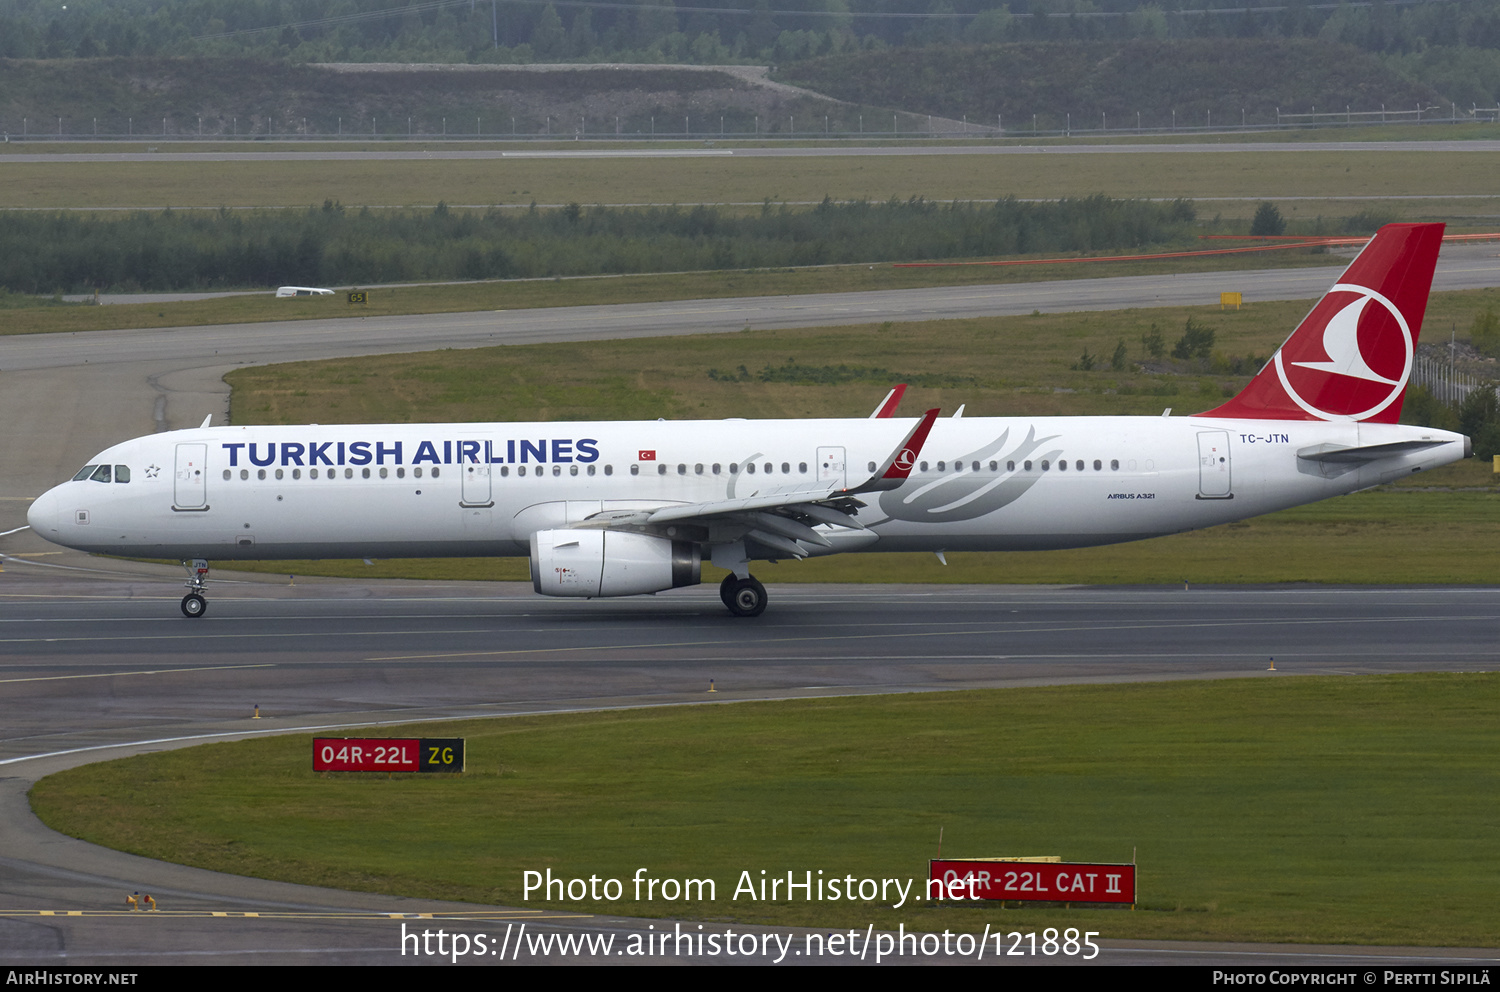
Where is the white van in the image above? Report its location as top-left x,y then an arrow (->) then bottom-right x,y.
275,286 -> 334,297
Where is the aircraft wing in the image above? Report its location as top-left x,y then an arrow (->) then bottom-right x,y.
578,409 -> 940,556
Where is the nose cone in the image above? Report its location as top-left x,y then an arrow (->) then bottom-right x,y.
26,486 -> 61,539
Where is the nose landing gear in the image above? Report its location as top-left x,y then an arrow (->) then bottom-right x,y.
180,558 -> 209,618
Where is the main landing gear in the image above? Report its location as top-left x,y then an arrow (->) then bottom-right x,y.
719,573 -> 767,618
181,558 -> 209,618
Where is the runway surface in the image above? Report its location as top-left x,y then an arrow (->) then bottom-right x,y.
2,570 -> 1498,965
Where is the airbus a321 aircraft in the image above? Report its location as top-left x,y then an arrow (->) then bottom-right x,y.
27,223 -> 1470,618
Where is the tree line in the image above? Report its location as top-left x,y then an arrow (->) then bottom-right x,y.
6,0 -> 1500,70
0,196 -> 1196,294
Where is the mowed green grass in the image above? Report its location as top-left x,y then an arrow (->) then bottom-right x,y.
5,147 -> 1500,208
29,674 -> 1500,944
216,289 -> 1500,586
0,247 -> 1345,337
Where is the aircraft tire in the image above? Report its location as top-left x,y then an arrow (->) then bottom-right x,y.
726,576 -> 767,618
181,593 -> 207,618
719,573 -> 738,609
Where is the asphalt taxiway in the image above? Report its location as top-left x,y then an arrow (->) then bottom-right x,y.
1,569 -> 1498,964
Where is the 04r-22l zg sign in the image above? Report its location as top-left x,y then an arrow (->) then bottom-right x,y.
313,738 -> 465,773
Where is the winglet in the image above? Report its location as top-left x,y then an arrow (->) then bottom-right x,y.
870,384 -> 907,418
850,408 -> 940,493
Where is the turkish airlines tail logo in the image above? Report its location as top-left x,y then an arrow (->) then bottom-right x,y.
1198,222 -> 1443,423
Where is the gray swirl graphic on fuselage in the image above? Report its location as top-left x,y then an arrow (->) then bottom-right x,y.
876,426 -> 1061,524
726,453 -> 766,499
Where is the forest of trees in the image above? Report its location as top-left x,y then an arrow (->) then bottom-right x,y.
0,195 -> 1197,293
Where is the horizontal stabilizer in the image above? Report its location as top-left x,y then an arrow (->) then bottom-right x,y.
1296,440 -> 1451,463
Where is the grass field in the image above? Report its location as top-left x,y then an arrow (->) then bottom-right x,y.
0,247 -> 1346,337
5,147 -> 1500,209
29,674 -> 1500,944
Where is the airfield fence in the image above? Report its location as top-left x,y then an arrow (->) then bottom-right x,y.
1412,353 -> 1494,406
3,104 -> 1499,142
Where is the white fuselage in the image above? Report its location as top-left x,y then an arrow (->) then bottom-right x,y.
26,415 -> 1468,561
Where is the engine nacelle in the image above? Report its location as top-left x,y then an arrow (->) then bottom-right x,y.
530,529 -> 701,598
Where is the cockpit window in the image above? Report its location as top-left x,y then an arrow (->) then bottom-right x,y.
114,465 -> 131,483
73,465 -> 98,481
88,465 -> 112,483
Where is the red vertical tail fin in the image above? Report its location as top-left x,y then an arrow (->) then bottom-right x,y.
1197,222 -> 1444,423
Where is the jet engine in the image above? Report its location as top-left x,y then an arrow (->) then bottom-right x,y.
530,529 -> 701,597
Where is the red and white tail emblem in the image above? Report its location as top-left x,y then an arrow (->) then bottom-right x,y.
1198,222 -> 1443,423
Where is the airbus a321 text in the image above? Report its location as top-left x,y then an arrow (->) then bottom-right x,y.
27,223 -> 1470,618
